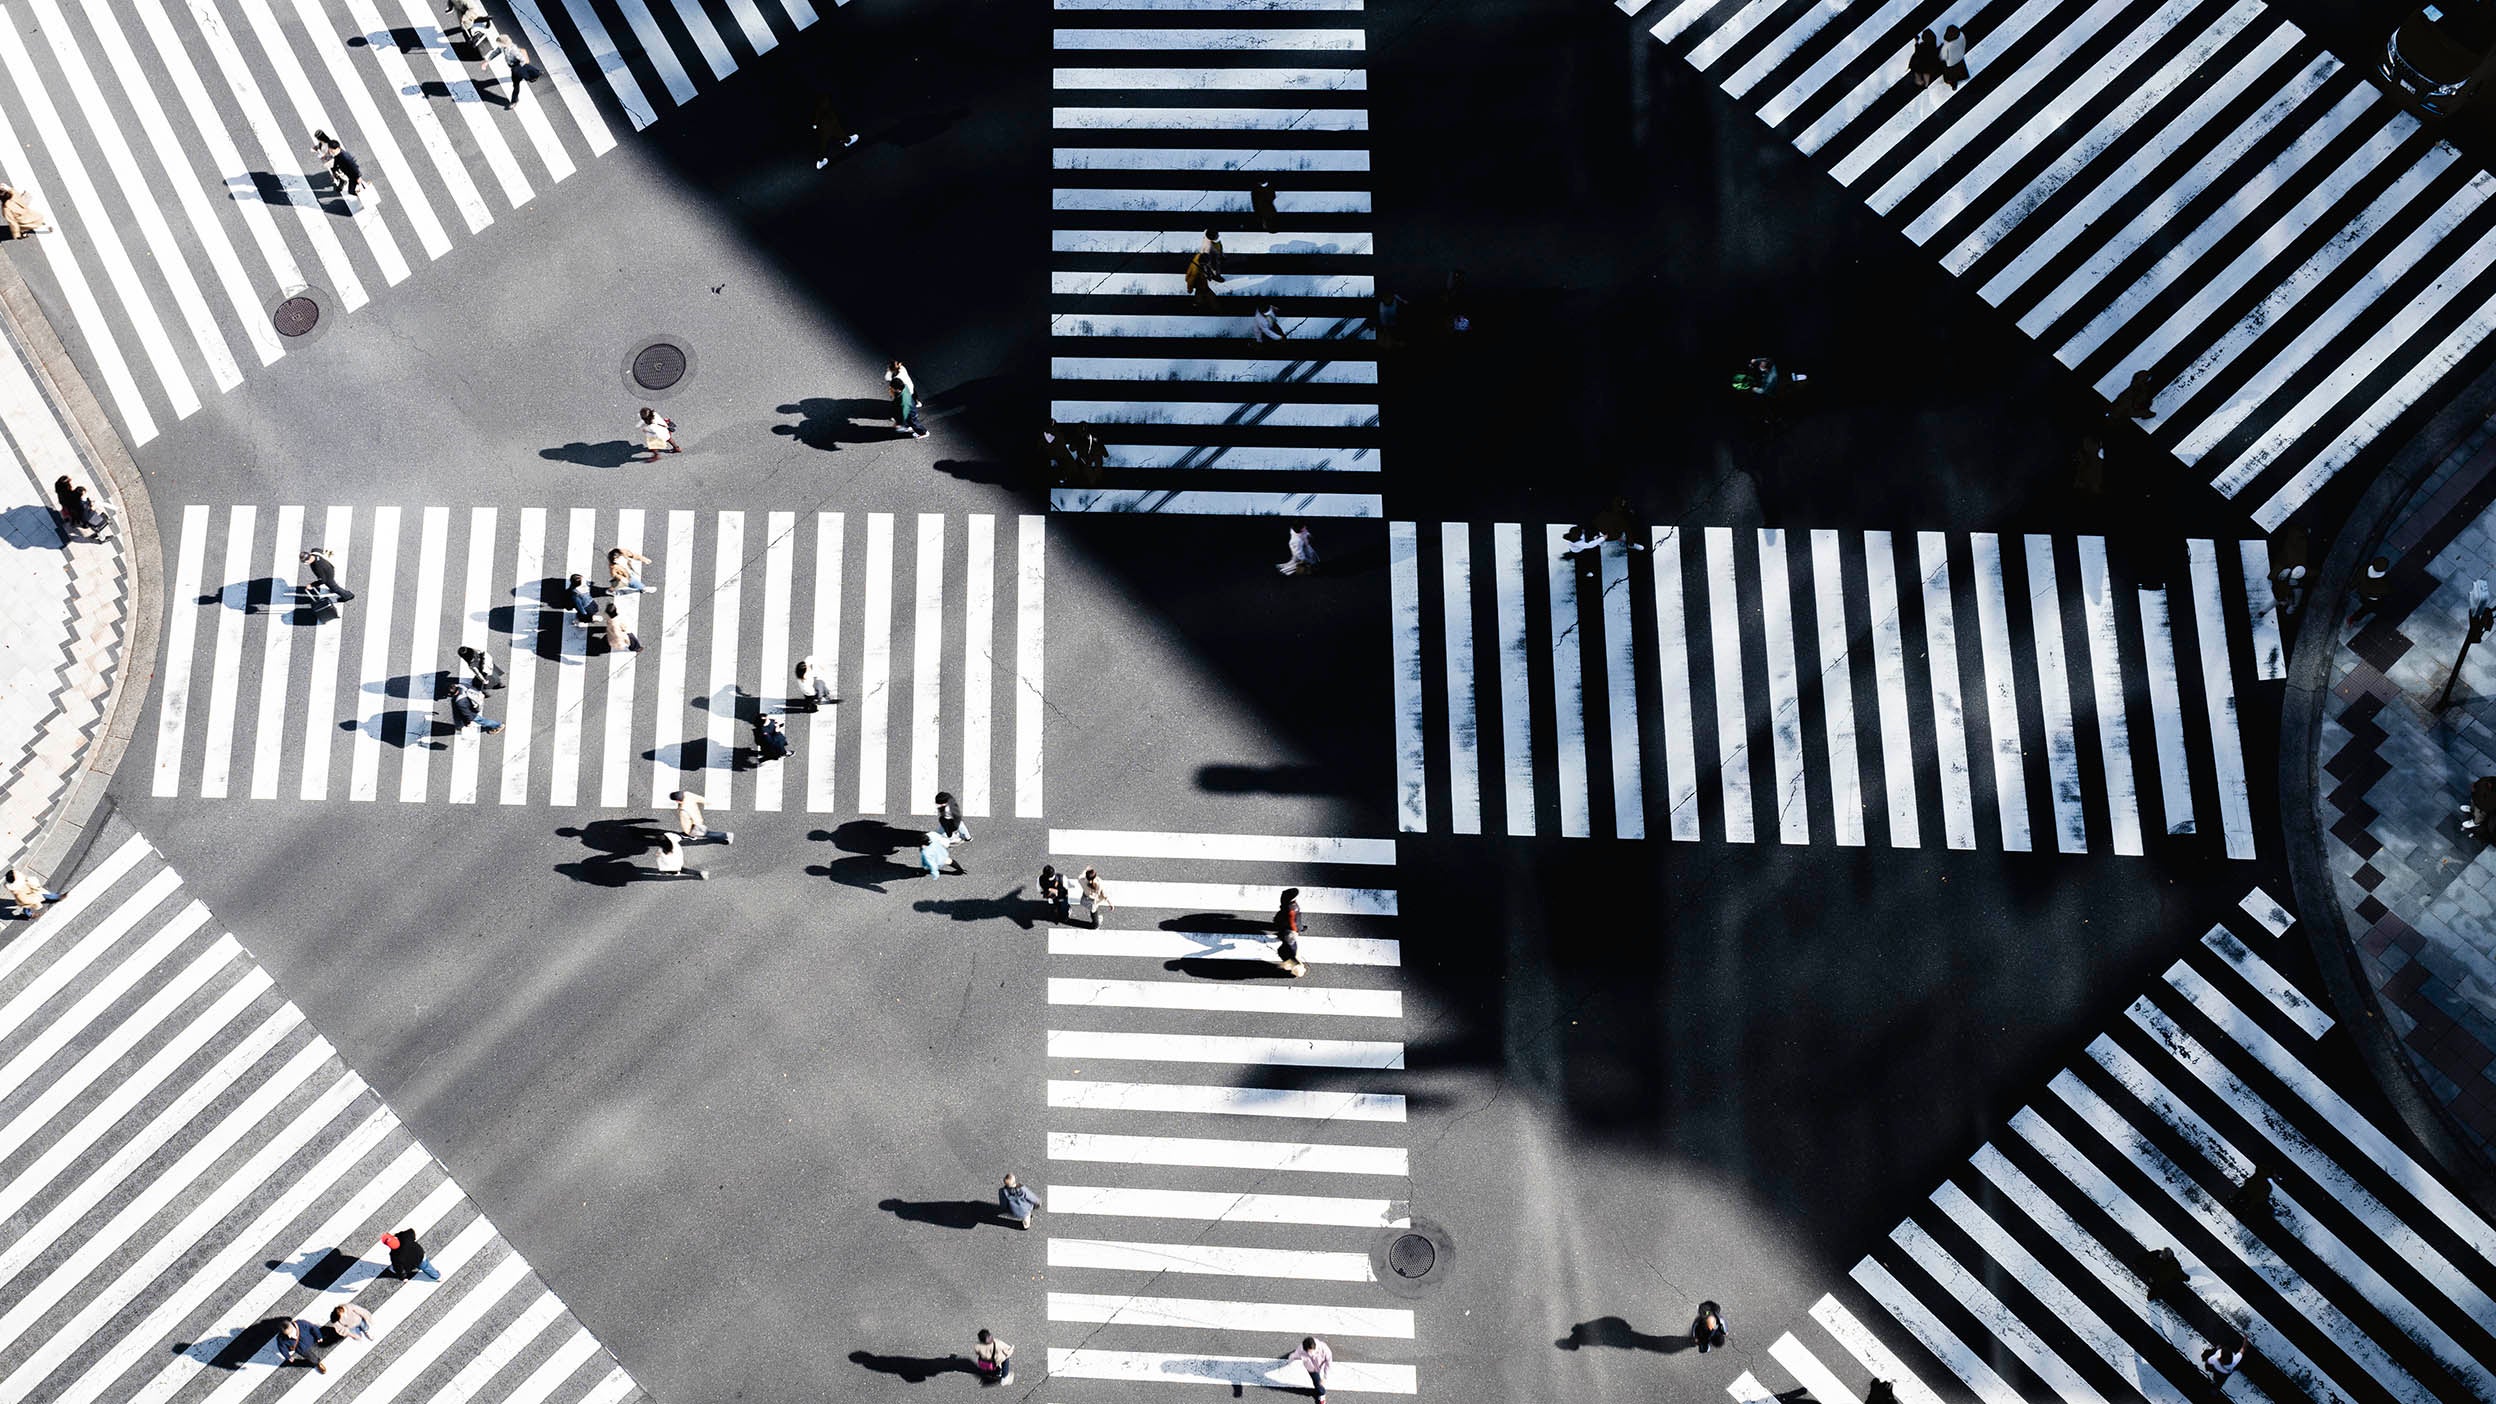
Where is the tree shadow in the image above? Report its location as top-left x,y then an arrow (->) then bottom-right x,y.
878,1197 -> 998,1230
849,1349 -> 969,1382
772,397 -> 895,450
911,886 -> 1041,928
539,440 -> 643,469
553,817 -> 668,887
1555,1316 -> 1690,1353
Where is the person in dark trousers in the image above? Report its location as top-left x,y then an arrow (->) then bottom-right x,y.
1692,1301 -> 1727,1352
1038,864 -> 1069,922
812,92 -> 861,169
639,406 -> 680,460
2228,1166 -> 2273,1217
888,361 -> 927,438
999,1172 -> 1040,1229
1940,24 -> 1969,85
1186,246 -> 1219,308
1250,179 -> 1277,233
2348,556 -> 2393,623
796,656 -> 835,710
481,25 -> 535,101
448,680 -> 502,733
1275,888 -> 1308,976
300,547 -> 354,605
569,573 -> 598,625
936,791 -> 971,847
1199,229 -> 1226,281
457,644 -> 506,690
2201,1331 -> 2246,1384
2108,368 -> 2161,421
309,130 -> 369,203
382,1229 -> 438,1280
2143,1245 -> 2187,1301
755,714 -> 789,765
2463,774 -> 2496,839
1909,29 -> 1943,88
974,1329 -> 1014,1386
52,475 -> 109,538
1285,1336 -> 1331,1402
278,1318 -> 331,1373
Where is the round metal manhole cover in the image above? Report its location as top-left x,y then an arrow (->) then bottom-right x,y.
273,296 -> 320,338
1388,1233 -> 1436,1279
632,342 -> 688,391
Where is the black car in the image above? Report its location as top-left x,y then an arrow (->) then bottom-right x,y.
2384,2 -> 2496,114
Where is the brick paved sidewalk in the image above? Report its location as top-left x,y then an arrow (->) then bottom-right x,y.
0,269 -> 150,890
2319,414 -> 2496,1163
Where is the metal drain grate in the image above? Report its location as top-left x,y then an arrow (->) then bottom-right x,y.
273,296 -> 320,338
1387,1233 -> 1436,1279
632,342 -> 687,391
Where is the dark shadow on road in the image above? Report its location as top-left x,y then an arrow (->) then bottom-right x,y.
1166,956 -> 1288,980
1160,912 -> 1272,936
554,818 -> 668,887
0,503 -> 65,550
876,1198 -> 997,1231
849,1349 -> 968,1382
1555,1316 -> 1689,1354
539,440 -> 644,469
912,886 -> 1040,927
1195,763 -> 1341,797
225,173 -> 306,208
772,396 -> 898,449
827,820 -> 926,856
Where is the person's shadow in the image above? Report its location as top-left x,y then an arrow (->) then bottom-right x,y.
849,1349 -> 970,1382
773,397 -> 898,450
878,1197 -> 998,1230
808,822 -> 929,892
191,1314 -> 290,1369
1556,1316 -> 1692,1353
554,817 -> 669,887
539,441 -> 643,469
912,886 -> 1045,928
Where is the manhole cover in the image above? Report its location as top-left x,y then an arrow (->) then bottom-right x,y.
1388,1233 -> 1436,1279
273,296 -> 320,338
632,342 -> 687,391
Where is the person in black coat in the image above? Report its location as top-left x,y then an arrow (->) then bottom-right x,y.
383,1228 -> 438,1280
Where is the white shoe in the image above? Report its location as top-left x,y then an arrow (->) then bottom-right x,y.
844,133 -> 859,147
815,157 -> 828,170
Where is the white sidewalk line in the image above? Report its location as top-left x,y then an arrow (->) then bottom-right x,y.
1704,527 -> 1753,843
706,511 -> 747,795
339,0 -> 493,234
1053,67 -> 1369,90
1849,1254 -> 2023,1404
0,71 -> 151,440
301,505 -> 351,800
1049,929 -> 1400,965
548,507 -> 594,807
500,508 -> 544,804
1809,531 -> 1864,847
2187,541 -> 2255,858
1390,522 -> 1426,831
2240,886 -> 2295,936
551,0 -> 660,128
1546,526 -> 1591,837
1048,975 -> 1400,1018
1015,515 -> 1045,817
1808,1294 -> 1946,1404
282,0 -> 449,258
2240,539 -> 2283,681
1050,1238 -> 1376,1281
1442,523 -> 1482,833
2024,537 -> 2085,852
962,513 -> 994,816
811,512 -> 847,814
1864,531 -> 1919,848
1048,1078 -> 1404,1120
1103,879 -> 1395,914
755,512 -> 795,813
0,832 -> 149,982
1829,0 -> 2074,182
449,506 -> 498,805
334,1250 -> 532,1403
1496,522 -> 1537,835
1757,529 -> 1807,844
1048,831 -> 1395,863
859,512 -> 893,813
422,1291 -> 567,1404
1917,533 -> 1976,850
601,509 -> 646,809
230,0 -> 414,283
497,1328 -> 604,1404
1044,1187 -> 1410,1228
1047,1130 -> 1406,1175
1757,0 -> 1920,127
1768,1334 -> 1863,1404
1047,1347 -> 1413,1392
657,0 -> 739,82
648,508 -> 696,806
2138,586 -> 2194,837
199,507 -> 255,799
606,0 -> 701,104
1054,105 -> 1370,129
909,512 -> 942,814
1969,534 -> 2029,851
347,506 -> 402,802
2076,538 -> 2141,853
0,874 -> 195,1098
399,506 -> 451,802
1049,1292 -> 1410,1338
1054,26 -> 1363,47
511,0 -> 627,145
1600,540 -> 1645,838
1048,1029 -> 1402,1069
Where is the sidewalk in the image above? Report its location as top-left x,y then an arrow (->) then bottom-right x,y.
0,257 -> 153,886
2315,413 -> 2496,1168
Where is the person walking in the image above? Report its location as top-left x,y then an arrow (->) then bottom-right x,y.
999,1172 -> 1041,1229
446,0 -> 490,33
974,1329 -> 1015,1386
2201,1332 -> 2247,1384
638,406 -> 680,461
888,360 -> 928,439
301,547 -> 355,605
2108,368 -> 2161,421
448,679 -> 503,734
599,600 -> 641,654
1284,1336 -> 1331,1402
1277,521 -> 1319,576
653,831 -> 706,880
1940,24 -> 1969,85
1692,1301 -> 1727,1353
1,181 -> 52,238
52,476 -> 110,538
755,714 -> 789,764
2349,556 -> 2393,623
796,655 -> 836,710
382,1229 -> 439,1281
481,24 -> 535,99
608,545 -> 654,594
569,573 -> 598,626
1250,179 -> 1278,233
1253,303 -> 1287,342
1275,887 -> 1308,977
309,131 -> 373,205
671,789 -> 731,843
936,791 -> 971,847
2228,1166 -> 2273,1216
328,1303 -> 375,1342
919,828 -> 965,877
456,644 -> 507,690
812,92 -> 861,169
2142,1245 -> 2187,1302
2462,774 -> 2496,839
1909,30 -> 1944,89
1038,864 -> 1069,922
279,1318 -> 332,1373
5,867 -> 61,920
1186,246 -> 1219,308
1079,866 -> 1112,927
1199,229 -> 1226,281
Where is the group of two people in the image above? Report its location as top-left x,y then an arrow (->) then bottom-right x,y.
1909,26 -> 1970,88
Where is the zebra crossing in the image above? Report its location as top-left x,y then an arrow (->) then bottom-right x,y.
1729,886 -> 2496,1404
1038,828 -> 1421,1395
0,0 -> 828,448
1625,0 -> 2496,532
1048,0 -> 1386,520
1387,523 -> 2280,856
0,822 -> 642,1402
148,504 -> 1048,816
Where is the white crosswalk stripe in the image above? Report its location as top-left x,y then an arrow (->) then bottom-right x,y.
1633,0 -> 2496,531
1040,829 -> 1422,1393
1049,0 -> 1383,517
1392,524 -> 2269,855
0,825 -> 642,1401
0,0 -> 835,446
147,505 -> 1048,814
1728,886 -> 2496,1404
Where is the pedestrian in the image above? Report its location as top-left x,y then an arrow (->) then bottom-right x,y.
1250,179 -> 1278,233
756,714 -> 789,764
2070,434 -> 2105,496
2271,562 -> 2308,617
278,1318 -> 330,1373
1285,1336 -> 1331,1403
2349,556 -> 2393,623
2201,1332 -> 2247,1384
1693,1301 -> 1727,1352
328,1303 -> 375,1342
812,93 -> 861,169
796,655 -> 836,710
608,545 -> 655,594
1940,24 -> 1969,85
936,790 -> 971,846
1186,247 -> 1219,307
1277,521 -> 1319,576
300,547 -> 355,604
446,0 -> 489,33
600,600 -> 641,654
1275,887 -> 1308,976
448,680 -> 503,733
653,831 -> 705,880
456,644 -> 507,690
974,1329 -> 1015,1386
1909,29 -> 1943,89
1079,866 -> 1112,927
639,406 -> 679,460
920,827 -> 966,877
1866,1383 -> 1900,1404
569,573 -> 598,626
888,360 -> 928,438
309,130 -> 371,204
2228,1166 -> 2273,1216
2108,367 -> 2161,420
2464,774 -> 2496,839
999,1172 -> 1041,1229
381,1228 -> 439,1281
1038,864 -> 1070,921
671,789 -> 731,843
1199,229 -> 1226,281
0,181 -> 52,238
482,25 -> 536,96
2142,1245 -> 2187,1301
52,475 -> 109,538
1253,303 -> 1287,342
4,867 -> 61,919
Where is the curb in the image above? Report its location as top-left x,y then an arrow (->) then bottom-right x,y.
0,251 -> 161,887
2281,354 -> 2496,1217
